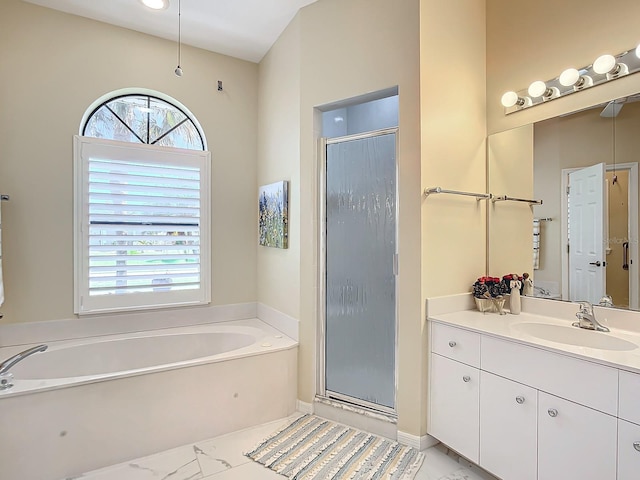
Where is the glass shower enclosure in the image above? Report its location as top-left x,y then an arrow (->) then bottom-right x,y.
322,129 -> 397,412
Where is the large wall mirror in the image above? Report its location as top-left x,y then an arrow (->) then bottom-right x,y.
488,95 -> 640,311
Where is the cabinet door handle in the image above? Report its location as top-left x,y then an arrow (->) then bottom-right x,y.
634,442 -> 640,452
448,341 -> 457,347
516,396 -> 525,404
462,375 -> 471,383
548,408 -> 558,417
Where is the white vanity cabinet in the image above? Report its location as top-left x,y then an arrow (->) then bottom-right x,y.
428,318 -> 626,480
479,371 -> 537,480
429,322 -> 481,462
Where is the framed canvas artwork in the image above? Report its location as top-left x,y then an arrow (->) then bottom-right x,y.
258,180 -> 288,249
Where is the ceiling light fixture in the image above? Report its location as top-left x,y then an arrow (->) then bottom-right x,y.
501,45 -> 640,114
141,0 -> 169,10
174,0 -> 183,77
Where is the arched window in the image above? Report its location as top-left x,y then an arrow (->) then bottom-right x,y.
82,93 -> 205,150
74,90 -> 210,315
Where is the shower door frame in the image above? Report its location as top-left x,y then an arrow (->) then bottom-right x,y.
316,127 -> 399,416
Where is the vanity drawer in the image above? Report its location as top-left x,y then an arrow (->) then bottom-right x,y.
481,335 -> 618,415
619,370 -> 640,425
431,322 -> 480,367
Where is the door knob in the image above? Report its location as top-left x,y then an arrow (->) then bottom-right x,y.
462,375 -> 471,383
634,442 -> 640,452
516,396 -> 525,404
448,341 -> 457,347
589,261 -> 602,267
548,408 -> 558,417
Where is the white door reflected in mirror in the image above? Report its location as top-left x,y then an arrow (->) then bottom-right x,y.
568,163 -> 606,304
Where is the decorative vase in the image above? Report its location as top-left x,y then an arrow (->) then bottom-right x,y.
475,296 -> 506,314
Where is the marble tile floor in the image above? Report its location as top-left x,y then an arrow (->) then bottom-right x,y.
63,414 -> 496,480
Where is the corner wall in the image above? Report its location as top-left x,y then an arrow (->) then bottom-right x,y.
257,16 -> 302,320
0,0 -> 259,324
420,0 -> 487,435
258,0 -> 424,435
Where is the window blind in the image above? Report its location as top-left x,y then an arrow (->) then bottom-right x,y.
88,158 -> 201,296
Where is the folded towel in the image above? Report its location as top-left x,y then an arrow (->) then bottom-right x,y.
533,219 -> 541,270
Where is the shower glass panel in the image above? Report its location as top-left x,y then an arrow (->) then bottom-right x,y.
325,131 -> 397,410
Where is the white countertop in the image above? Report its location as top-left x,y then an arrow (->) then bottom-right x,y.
429,309 -> 640,374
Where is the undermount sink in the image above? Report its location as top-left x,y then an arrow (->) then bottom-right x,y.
513,322 -> 638,351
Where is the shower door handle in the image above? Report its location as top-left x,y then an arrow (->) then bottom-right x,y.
623,242 -> 629,270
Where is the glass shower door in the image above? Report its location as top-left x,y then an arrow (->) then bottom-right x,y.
324,130 -> 397,411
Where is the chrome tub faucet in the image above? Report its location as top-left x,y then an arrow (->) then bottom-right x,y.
0,344 -> 48,390
572,302 -> 610,332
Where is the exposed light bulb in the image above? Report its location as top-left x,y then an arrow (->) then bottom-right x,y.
528,81 -> 547,98
175,66 -> 183,77
141,0 -> 169,10
593,54 -> 616,74
501,91 -> 519,108
559,68 -> 580,87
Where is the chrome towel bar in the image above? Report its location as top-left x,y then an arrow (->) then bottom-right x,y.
492,195 -> 542,205
424,187 -> 491,201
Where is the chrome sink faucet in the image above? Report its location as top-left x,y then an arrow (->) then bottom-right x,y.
572,302 -> 610,332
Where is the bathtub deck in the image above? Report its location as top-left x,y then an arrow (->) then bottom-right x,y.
63,414 -> 495,480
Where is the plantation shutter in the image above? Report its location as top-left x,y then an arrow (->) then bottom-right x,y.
75,137 -> 211,314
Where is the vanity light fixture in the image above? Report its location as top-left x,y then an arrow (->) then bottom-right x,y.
502,45 -> 640,114
501,91 -> 530,108
558,68 -> 593,90
140,0 -> 169,10
528,80 -> 559,100
593,54 -> 629,79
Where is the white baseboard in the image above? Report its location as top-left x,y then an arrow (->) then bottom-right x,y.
296,399 -> 314,415
397,431 -> 439,451
257,303 -> 299,341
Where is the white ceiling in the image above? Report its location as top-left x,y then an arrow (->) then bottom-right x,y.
22,0 -> 318,63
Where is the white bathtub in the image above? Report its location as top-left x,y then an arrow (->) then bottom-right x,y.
0,318 -> 298,480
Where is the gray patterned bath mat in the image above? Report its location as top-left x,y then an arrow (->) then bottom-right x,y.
246,414 -> 424,479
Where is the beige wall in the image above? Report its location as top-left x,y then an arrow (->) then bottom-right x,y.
420,0 -> 487,434
487,0 -> 640,135
296,0 -> 423,435
421,0 -> 487,298
487,125 -> 534,277
0,0 -> 258,323
607,170 -> 630,307
257,16 -> 301,319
